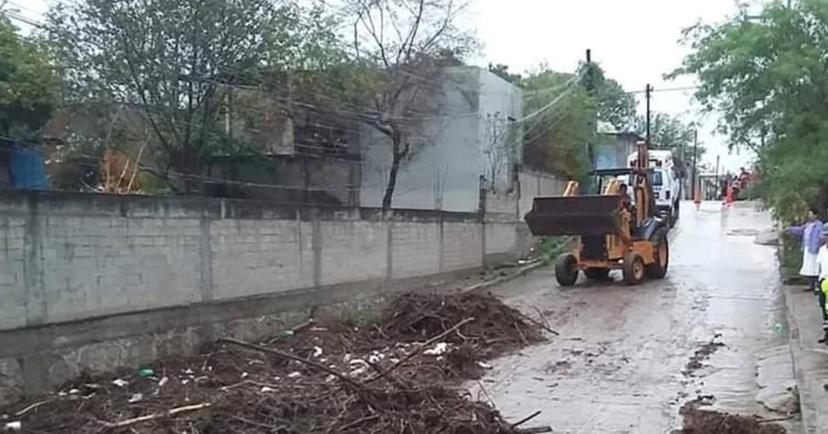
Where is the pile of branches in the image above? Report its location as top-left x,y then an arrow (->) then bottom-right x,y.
381,291 -> 547,357
1,291 -> 550,434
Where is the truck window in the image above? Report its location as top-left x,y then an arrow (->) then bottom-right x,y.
652,171 -> 663,186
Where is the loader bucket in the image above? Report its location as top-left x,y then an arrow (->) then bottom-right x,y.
525,195 -> 622,237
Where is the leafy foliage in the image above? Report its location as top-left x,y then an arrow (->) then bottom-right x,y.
488,63 -> 522,85
520,68 -> 594,179
47,0 -> 341,191
634,112 -> 702,175
520,63 -> 636,179
0,16 -> 57,140
579,61 -> 637,130
674,0 -> 828,221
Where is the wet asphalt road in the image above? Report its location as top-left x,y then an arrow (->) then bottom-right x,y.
475,202 -> 797,433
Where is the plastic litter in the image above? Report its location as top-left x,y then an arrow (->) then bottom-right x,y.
112,379 -> 129,388
128,393 -> 143,403
424,342 -> 449,356
138,368 -> 155,378
4,421 -> 21,431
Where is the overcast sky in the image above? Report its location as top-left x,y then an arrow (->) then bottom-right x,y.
12,0 -> 754,173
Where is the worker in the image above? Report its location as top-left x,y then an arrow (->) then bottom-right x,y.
787,208 -> 823,294
617,183 -> 634,214
618,183 -> 631,204
817,222 -> 828,344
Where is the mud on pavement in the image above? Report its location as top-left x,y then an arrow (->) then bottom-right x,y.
0,291 -> 549,434
676,401 -> 786,434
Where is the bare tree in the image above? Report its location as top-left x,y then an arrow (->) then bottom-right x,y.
346,0 -> 476,210
483,112 -> 513,191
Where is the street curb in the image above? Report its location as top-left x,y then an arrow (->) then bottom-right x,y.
780,285 -> 816,432
777,228 -> 828,434
781,285 -> 828,434
464,260 -> 546,293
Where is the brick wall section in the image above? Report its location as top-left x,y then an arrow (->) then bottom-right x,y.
0,216 -> 26,329
0,191 -> 520,332
39,216 -> 203,325
485,190 -> 519,215
211,219 -> 314,299
485,222 -> 517,256
319,221 -> 388,286
391,222 -> 441,279
442,222 -> 483,271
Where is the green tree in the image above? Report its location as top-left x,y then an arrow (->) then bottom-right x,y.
488,63 -> 522,85
579,61 -> 637,130
519,63 -> 636,179
47,0 -> 337,191
673,0 -> 828,220
0,15 -> 57,140
520,68 -> 594,179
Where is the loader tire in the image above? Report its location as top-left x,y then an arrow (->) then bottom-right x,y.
584,267 -> 610,280
555,253 -> 579,287
623,252 -> 646,285
645,229 -> 669,279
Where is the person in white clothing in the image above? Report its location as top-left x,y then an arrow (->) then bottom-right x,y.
816,223 -> 828,344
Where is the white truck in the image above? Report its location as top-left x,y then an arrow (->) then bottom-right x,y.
627,150 -> 682,226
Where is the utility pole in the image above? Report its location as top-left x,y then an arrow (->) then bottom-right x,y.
645,84 -> 652,147
715,155 -> 720,198
585,49 -> 596,169
691,130 -> 699,200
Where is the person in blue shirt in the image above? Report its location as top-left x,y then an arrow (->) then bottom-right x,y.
787,208 -> 823,294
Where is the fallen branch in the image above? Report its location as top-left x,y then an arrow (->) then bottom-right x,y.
218,337 -> 364,390
757,415 -> 795,423
517,427 -> 553,434
517,427 -> 552,434
338,414 -> 381,431
531,306 -> 560,336
15,399 -> 53,417
101,403 -> 211,429
365,317 -> 475,384
512,410 -> 542,428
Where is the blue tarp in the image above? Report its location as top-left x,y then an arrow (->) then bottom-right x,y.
9,144 -> 49,189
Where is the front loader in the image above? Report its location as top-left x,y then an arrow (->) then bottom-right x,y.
524,142 -> 670,286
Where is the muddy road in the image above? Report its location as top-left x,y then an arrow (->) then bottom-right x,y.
476,202 -> 801,433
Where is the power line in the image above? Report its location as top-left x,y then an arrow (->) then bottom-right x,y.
626,85 -> 700,95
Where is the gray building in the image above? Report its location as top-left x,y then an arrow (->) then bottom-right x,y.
360,66 -> 523,213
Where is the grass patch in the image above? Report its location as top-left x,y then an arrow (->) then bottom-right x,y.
536,236 -> 571,264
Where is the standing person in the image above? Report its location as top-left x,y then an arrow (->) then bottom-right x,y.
816,223 -> 828,343
787,208 -> 823,293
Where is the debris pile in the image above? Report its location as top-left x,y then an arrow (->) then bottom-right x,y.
1,291 -> 549,433
684,335 -> 725,375
381,292 -> 545,359
678,404 -> 787,434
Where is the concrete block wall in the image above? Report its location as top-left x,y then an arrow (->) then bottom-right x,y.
390,222 -> 441,279
0,190 -> 523,403
0,216 -> 26,329
211,218 -> 315,299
